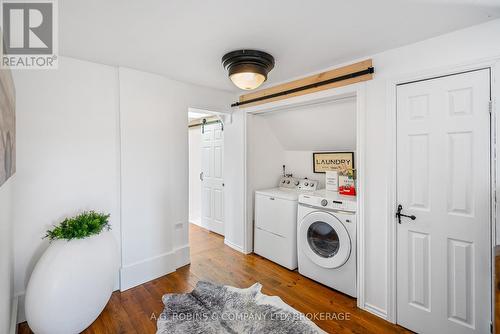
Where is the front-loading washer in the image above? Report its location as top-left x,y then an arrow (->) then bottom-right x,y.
297,190 -> 357,297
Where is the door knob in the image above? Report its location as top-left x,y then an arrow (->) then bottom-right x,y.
396,204 -> 416,224
200,172 -> 204,181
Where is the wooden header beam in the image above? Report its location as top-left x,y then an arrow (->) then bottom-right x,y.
235,59 -> 373,108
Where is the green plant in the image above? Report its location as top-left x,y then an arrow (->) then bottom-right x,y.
44,211 -> 111,241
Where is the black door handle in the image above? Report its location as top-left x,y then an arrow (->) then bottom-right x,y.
396,204 -> 416,224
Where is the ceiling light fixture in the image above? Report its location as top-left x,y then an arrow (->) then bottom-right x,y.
222,50 -> 275,90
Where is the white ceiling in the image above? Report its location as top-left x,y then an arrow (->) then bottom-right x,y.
60,0 -> 500,92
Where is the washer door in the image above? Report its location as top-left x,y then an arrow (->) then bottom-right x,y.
299,211 -> 351,269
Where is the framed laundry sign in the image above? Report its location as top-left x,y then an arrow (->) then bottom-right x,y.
313,152 -> 354,173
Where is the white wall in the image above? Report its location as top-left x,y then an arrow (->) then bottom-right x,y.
12,57 -> 121,321
118,67 -> 234,289
245,114 -> 285,251
188,127 -> 201,226
281,151 -> 324,188
360,18 -> 500,319
10,57 -> 236,319
0,178 -> 14,334
244,18 -> 500,321
223,110 -> 248,252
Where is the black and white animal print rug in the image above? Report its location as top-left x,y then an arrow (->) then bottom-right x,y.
156,281 -> 326,334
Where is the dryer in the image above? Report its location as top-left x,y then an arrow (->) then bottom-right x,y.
254,177 -> 318,270
297,190 -> 357,297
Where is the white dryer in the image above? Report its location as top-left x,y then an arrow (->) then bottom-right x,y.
297,190 -> 357,297
254,177 -> 318,270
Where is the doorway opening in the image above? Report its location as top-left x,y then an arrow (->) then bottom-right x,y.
188,108 -> 225,236
242,83 -> 367,307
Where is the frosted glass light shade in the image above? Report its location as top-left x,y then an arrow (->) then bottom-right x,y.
230,72 -> 266,90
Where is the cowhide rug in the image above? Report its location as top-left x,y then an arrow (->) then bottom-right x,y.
156,281 -> 326,334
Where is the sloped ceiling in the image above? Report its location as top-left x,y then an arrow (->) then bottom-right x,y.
257,98 -> 356,151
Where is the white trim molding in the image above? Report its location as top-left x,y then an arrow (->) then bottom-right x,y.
364,303 -> 388,320
10,295 -> 18,334
355,84 -> 367,312
225,239 -> 250,254
174,244 -> 191,268
385,56 -> 500,325
189,218 -> 202,226
120,244 -> 190,291
385,78 -> 398,323
14,291 -> 25,324
241,112 -> 252,254
491,60 -> 500,334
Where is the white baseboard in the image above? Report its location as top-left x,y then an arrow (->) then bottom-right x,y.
10,295 -> 18,333
120,245 -> 191,291
363,302 -> 388,320
189,218 -> 202,227
224,239 -> 251,254
14,292 -> 25,324
174,244 -> 190,268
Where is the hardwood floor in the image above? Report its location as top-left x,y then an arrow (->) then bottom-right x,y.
19,224 -> 410,334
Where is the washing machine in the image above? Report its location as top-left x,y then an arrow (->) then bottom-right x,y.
297,190 -> 357,297
254,176 -> 318,270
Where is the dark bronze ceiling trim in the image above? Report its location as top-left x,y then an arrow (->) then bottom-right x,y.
222,50 -> 275,76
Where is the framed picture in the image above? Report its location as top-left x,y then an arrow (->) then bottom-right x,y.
313,152 -> 354,174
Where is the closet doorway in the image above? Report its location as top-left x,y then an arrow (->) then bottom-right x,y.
188,108 -> 225,236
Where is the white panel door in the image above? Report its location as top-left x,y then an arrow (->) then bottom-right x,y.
200,122 -> 225,235
396,69 -> 491,334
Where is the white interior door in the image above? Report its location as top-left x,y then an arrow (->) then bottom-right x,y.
396,69 -> 491,334
201,122 -> 225,235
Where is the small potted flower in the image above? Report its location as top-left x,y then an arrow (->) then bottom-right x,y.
25,211 -> 119,334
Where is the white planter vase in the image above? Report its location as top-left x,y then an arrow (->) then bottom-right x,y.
25,230 -> 119,334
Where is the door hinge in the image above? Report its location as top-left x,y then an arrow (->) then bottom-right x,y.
489,100 -> 493,114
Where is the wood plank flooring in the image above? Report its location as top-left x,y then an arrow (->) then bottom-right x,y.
19,224 -> 411,333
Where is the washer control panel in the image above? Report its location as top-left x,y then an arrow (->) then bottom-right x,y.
279,177 -> 319,190
299,193 -> 357,212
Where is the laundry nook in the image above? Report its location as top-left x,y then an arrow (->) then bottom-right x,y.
1,2 -> 499,333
